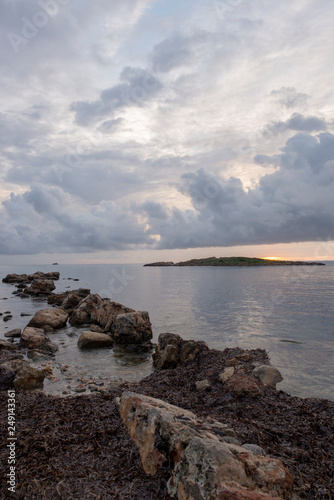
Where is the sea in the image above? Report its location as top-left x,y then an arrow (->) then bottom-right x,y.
0,262 -> 333,401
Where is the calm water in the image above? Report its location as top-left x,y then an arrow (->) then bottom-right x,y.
0,263 -> 333,400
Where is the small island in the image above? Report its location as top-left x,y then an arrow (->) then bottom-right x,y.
144,256 -> 325,267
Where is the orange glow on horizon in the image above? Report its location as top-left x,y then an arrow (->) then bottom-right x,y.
263,256 -> 282,260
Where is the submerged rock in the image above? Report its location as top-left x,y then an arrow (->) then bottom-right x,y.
0,339 -> 18,350
4,328 -> 21,338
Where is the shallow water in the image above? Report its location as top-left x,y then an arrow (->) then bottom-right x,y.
0,262 -> 333,400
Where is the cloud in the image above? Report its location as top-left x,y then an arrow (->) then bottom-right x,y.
143,132 -> 334,249
0,184 -> 153,255
271,87 -> 309,109
70,67 -> 162,126
265,113 -> 328,135
151,30 -> 211,73
1,1 -> 334,259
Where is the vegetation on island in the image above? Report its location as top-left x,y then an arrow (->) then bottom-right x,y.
144,256 -> 325,267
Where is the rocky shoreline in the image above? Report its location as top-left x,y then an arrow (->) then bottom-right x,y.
0,271 -> 333,499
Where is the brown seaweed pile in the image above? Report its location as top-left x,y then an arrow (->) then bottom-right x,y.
0,390 -> 171,499
0,346 -> 333,499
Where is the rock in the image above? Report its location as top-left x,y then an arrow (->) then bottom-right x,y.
90,324 -> 105,333
219,367 -> 235,383
21,327 -> 48,348
96,300 -> 135,332
152,333 -> 209,370
77,331 -> 114,349
242,444 -> 265,456
69,294 -> 134,330
69,293 -> 104,325
2,273 -> 28,283
179,339 -> 209,365
196,379 -> 210,391
143,261 -> 174,266
20,327 -> 58,356
237,451 -> 293,498
252,365 -> 283,388
27,307 -> 68,331
226,358 -> 241,367
4,329 -> 21,338
3,315 -> 13,321
211,485 -> 284,499
27,271 -> 59,281
0,365 -> 16,390
20,312 -> 32,317
24,279 -> 56,296
118,392 -> 293,500
223,436 -> 242,445
3,359 -> 44,390
47,293 -> 66,307
237,352 -> 251,362
227,374 -> 264,398
48,289 -> 91,311
0,339 -> 18,350
113,311 -> 153,351
27,350 -> 55,362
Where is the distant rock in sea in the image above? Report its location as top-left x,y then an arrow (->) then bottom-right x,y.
143,256 -> 325,267
143,261 -> 174,267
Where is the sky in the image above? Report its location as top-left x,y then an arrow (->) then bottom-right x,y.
1,0 -> 334,264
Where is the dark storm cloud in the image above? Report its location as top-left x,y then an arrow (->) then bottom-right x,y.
4,145 -> 155,204
0,184 -> 154,255
143,132 -> 334,249
70,67 -> 162,126
140,201 -> 168,220
265,113 -> 328,135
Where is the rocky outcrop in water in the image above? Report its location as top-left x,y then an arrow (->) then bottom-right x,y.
152,332 -> 209,369
27,307 -> 69,332
2,271 -> 60,283
113,311 -> 153,352
23,279 -> 56,297
69,294 -> 134,331
48,288 -> 91,311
